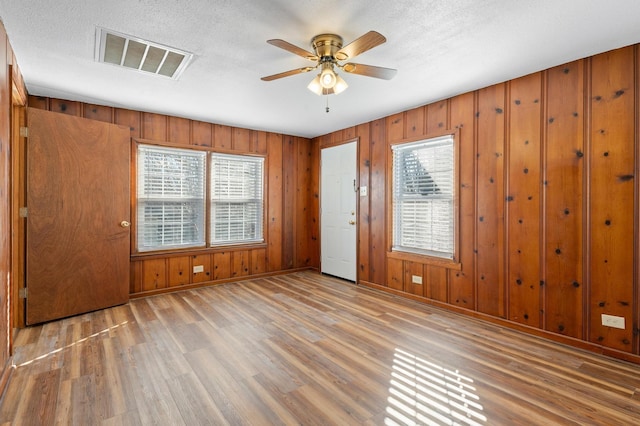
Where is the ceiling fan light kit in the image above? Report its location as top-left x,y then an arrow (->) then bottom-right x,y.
262,31 -> 397,98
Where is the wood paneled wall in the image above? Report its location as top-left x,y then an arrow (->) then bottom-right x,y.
1,20 -> 27,395
0,21 -> 11,391
28,96 -> 319,297
315,44 -> 640,363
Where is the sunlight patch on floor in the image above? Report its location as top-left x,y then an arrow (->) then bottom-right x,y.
14,321 -> 128,368
385,348 -> 487,426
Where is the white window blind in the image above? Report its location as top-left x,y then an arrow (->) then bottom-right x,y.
210,153 -> 264,245
392,135 -> 455,259
137,145 -> 206,251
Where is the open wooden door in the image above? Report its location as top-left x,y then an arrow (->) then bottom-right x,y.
26,108 -> 131,325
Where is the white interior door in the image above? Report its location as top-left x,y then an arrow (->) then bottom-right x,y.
321,141 -> 357,281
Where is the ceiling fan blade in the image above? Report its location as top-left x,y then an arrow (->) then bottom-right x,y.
266,39 -> 319,61
342,63 -> 397,80
335,31 -> 386,61
261,67 -> 315,81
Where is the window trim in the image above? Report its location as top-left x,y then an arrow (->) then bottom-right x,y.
132,139 -> 267,255
210,152 -> 265,246
387,129 -> 461,267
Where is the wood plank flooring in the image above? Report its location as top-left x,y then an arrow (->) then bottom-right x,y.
1,271 -> 640,425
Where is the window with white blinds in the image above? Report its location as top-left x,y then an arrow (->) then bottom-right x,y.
392,135 -> 455,259
210,153 -> 264,245
137,145 -> 206,251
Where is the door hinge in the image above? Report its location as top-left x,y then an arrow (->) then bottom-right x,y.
20,127 -> 28,138
19,288 -> 27,299
19,207 -> 28,218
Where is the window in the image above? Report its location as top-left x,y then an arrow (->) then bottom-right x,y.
392,134 -> 455,259
137,145 -> 206,251
136,144 -> 264,252
210,153 -> 264,245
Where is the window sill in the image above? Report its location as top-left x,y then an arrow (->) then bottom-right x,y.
387,250 -> 462,270
131,242 -> 268,260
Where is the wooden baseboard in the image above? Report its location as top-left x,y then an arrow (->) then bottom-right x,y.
0,357 -> 14,402
357,279 -> 640,366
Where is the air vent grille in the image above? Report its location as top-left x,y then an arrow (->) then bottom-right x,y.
96,28 -> 193,79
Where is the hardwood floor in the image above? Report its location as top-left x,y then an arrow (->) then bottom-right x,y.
1,271 -> 639,425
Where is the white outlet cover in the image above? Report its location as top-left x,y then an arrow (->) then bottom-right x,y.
411,275 -> 423,284
601,314 -> 625,329
193,265 -> 204,273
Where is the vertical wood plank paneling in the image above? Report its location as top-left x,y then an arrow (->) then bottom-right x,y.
251,248 -> 266,275
342,126 -> 357,141
387,112 -> 404,143
308,138 -> 320,269
10,105 -> 26,329
476,84 -> 506,317
267,133 -> 283,272
213,124 -> 231,150
213,252 -> 231,280
588,47 -> 635,352
191,121 -> 212,147
282,135 -> 295,269
255,131 -> 268,155
295,137 -> 312,268
636,46 -> 640,356
449,92 -> 476,309
27,95 -> 48,110
426,266 -> 448,302
191,254 -> 212,283
387,258 -> 403,291
507,73 -> 543,327
405,106 -> 426,139
544,60 -> 585,339
317,134 -> 332,149
168,256 -> 190,287
357,124 -> 371,283
369,120 -> 387,285
130,261 -> 142,294
168,116 -> 191,145
404,261 -> 425,296
330,129 -> 345,145
83,104 -> 113,123
142,259 -> 167,291
232,127 -> 251,152
426,100 -> 448,134
49,99 -> 81,116
141,112 -> 167,141
113,109 -> 141,139
232,250 -> 250,277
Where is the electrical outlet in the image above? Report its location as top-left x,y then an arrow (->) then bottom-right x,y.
411,275 -> 423,284
601,314 -> 625,329
193,265 -> 204,273
360,186 -> 368,197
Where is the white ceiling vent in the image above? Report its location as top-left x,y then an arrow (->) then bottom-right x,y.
95,27 -> 193,79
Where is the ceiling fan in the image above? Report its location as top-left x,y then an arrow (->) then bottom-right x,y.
261,31 -> 397,96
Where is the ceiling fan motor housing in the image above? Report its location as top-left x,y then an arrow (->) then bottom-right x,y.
311,34 -> 345,61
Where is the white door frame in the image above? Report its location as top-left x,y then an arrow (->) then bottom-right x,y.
320,140 -> 358,282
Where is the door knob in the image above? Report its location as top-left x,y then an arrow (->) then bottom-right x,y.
120,220 -> 131,228
349,220 -> 356,225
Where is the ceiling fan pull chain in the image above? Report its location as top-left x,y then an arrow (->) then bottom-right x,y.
326,95 -> 330,113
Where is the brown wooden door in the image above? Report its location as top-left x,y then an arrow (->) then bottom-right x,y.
26,108 -> 130,325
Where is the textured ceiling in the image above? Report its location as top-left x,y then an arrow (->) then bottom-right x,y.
1,1 -> 639,138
